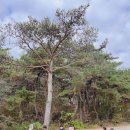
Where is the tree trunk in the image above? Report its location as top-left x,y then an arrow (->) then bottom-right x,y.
44,60 -> 53,129
74,95 -> 79,114
79,93 -> 83,121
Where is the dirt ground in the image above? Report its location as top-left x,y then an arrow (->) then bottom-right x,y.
83,125 -> 130,130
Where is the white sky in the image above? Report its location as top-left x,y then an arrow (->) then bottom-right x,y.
0,0 -> 130,68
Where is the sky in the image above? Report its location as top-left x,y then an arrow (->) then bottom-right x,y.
0,0 -> 130,68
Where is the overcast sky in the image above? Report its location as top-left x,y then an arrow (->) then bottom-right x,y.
0,0 -> 130,68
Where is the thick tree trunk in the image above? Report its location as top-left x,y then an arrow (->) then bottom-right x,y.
44,61 -> 53,129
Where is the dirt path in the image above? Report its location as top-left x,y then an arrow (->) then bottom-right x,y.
84,125 -> 130,130
107,125 -> 130,130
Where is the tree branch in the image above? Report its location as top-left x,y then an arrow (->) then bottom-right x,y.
3,60 -> 49,72
53,58 -> 87,71
52,30 -> 70,57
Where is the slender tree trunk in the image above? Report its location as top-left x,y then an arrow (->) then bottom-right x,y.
34,91 -> 38,119
44,60 -> 53,129
79,93 -> 83,121
74,95 -> 79,114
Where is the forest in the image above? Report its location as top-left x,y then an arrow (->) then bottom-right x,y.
0,5 -> 130,130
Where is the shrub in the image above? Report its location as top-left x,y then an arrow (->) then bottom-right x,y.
11,121 -> 42,130
69,121 -> 85,129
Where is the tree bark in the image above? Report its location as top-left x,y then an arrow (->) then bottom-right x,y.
79,93 -> 83,121
44,60 -> 53,129
74,95 -> 79,114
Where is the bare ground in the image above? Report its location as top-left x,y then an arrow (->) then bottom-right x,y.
83,125 -> 130,130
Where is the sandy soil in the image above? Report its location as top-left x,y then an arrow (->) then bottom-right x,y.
83,125 -> 130,130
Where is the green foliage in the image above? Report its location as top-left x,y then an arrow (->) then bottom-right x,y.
0,115 -> 14,130
49,124 -> 58,130
11,122 -> 28,130
7,87 -> 36,110
0,48 -> 13,78
10,71 -> 24,81
33,122 -> 43,129
11,121 -> 42,130
7,96 -> 23,111
58,90 -> 73,97
0,48 -> 9,59
85,124 -> 99,129
69,121 -> 85,129
71,71 -> 85,88
111,113 -> 123,123
6,87 -> 36,121
60,112 -> 75,123
15,87 -> 36,103
60,112 -> 85,129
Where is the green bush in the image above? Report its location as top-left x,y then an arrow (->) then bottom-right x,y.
85,124 -> 99,129
60,112 -> 85,129
33,122 -> 43,129
11,121 -> 42,130
49,124 -> 58,130
60,112 -> 75,123
111,113 -> 123,123
69,121 -> 85,129
11,122 -> 28,130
